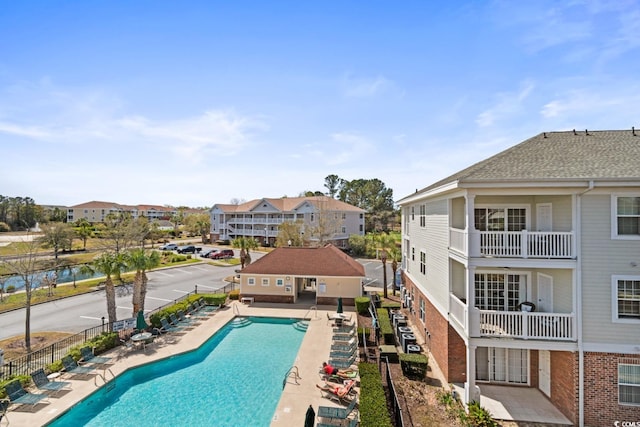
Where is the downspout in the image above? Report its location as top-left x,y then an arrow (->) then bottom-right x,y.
576,180 -> 594,427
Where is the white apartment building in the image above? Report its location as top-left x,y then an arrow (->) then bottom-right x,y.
209,196 -> 365,247
398,130 -> 640,426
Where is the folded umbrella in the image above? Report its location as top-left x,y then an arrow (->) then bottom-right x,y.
304,404 -> 315,427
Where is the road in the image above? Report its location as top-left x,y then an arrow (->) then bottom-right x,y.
0,254 -> 389,341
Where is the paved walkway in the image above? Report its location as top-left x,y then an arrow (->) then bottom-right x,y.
6,300 -> 356,426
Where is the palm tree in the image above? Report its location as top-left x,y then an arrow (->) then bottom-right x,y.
126,248 -> 161,316
232,237 -> 259,269
82,252 -> 125,325
377,233 -> 396,299
387,245 -> 401,296
74,218 -> 93,250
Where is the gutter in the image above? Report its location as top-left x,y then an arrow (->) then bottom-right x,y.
576,180 -> 594,426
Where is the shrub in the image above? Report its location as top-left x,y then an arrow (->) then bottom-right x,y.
354,296 -> 370,314
0,375 -> 32,398
381,301 -> 401,310
6,285 -> 15,293
229,289 -> 240,300
0,222 -> 10,232
359,362 -> 393,427
464,401 -> 498,427
202,293 -> 227,306
399,353 -> 428,379
377,308 -> 394,345
46,360 -> 64,374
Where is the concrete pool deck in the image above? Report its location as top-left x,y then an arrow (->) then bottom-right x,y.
8,300 -> 357,426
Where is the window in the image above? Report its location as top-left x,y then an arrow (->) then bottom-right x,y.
614,196 -> 640,238
420,251 -> 426,275
619,362 -> 640,405
475,273 -> 527,311
276,278 -> 284,286
613,276 -> 640,322
359,224 -> 363,232
262,278 -> 270,286
419,205 -> 426,228
342,213 -> 346,219
341,226 -> 346,233
419,298 -> 425,323
411,247 -> 415,261
475,207 -> 527,231
248,277 -> 255,286
411,206 -> 415,220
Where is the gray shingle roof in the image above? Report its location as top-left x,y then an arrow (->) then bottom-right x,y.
403,129 -> 640,200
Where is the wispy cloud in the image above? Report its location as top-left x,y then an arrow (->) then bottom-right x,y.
476,80 -> 535,127
341,74 -> 401,98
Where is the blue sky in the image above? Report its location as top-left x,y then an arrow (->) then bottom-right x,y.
1,1 -> 639,208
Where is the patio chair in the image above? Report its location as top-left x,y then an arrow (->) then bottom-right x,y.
328,354 -> 357,370
197,298 -> 218,314
317,397 -> 357,424
169,313 -> 194,329
316,379 -> 357,404
4,380 -> 49,410
159,317 -> 185,333
329,348 -> 357,360
178,309 -> 201,325
80,346 -> 113,365
333,324 -> 355,334
62,355 -> 95,377
30,368 -> 72,394
317,415 -> 358,427
333,334 -> 356,343
331,340 -> 357,353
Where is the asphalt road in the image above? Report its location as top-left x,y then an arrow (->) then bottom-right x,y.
0,254 -> 390,341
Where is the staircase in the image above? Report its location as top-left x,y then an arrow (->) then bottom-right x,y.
293,320 -> 309,332
231,317 -> 252,328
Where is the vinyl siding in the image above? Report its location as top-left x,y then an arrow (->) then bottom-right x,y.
534,269 -> 574,313
473,195 -> 573,232
581,193 -> 640,344
421,199 -> 450,309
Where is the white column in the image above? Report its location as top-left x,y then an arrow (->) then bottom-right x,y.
465,344 -> 477,404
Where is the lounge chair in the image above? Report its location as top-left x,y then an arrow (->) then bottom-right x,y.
333,325 -> 355,334
169,313 -> 193,329
197,298 -> 218,314
316,379 -> 357,403
159,317 -> 185,333
328,354 -> 357,369
317,416 -> 358,427
30,368 -> 72,394
178,309 -> 201,325
333,334 -> 356,343
4,380 -> 49,410
329,348 -> 357,360
317,397 -> 358,424
331,340 -> 357,353
62,355 -> 95,377
80,346 -> 113,365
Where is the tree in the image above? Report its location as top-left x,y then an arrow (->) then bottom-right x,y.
74,218 -> 93,250
38,222 -> 74,260
170,209 -> 185,235
377,233 -> 397,299
324,174 -> 344,198
184,213 -> 211,243
387,243 -> 401,296
82,252 -> 125,325
126,248 -> 161,316
101,212 -> 145,253
48,207 -> 67,223
305,197 -> 342,246
232,237 -> 259,269
0,235 -> 42,352
337,178 -> 395,232
275,220 -> 305,247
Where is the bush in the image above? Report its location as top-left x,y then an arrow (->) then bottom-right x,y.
464,401 -> 498,427
202,293 -> 227,306
359,362 -> 393,427
0,222 -> 10,232
355,296 -> 370,314
381,301 -> 401,310
68,332 -> 119,360
0,375 -> 32,398
377,308 -> 394,345
46,360 -> 64,374
399,353 -> 428,379
6,285 -> 15,293
229,289 -> 240,300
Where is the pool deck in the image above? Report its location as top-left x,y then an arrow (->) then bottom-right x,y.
8,301 -> 357,426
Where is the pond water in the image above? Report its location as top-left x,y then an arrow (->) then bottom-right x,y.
2,266 -> 104,291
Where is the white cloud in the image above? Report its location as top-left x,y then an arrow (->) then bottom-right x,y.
342,74 -> 401,98
476,80 -> 535,127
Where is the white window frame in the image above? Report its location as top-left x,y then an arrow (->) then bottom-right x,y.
248,277 -> 256,286
276,278 -> 284,286
419,250 -> 426,275
474,204 -> 530,231
419,298 -> 425,323
612,275 -> 640,324
262,278 -> 270,286
611,195 -> 640,240
619,361 -> 640,406
419,205 -> 426,228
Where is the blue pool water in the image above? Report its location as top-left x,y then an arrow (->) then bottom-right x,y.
48,317 -> 307,427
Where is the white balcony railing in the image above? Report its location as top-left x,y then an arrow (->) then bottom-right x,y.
477,310 -> 575,341
449,228 -> 467,254
449,294 -> 467,327
478,230 -> 574,258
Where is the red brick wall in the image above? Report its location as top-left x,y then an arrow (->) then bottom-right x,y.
583,352 -> 640,427
550,351 -> 578,425
402,274 -> 467,383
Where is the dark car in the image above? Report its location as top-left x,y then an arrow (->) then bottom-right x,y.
177,245 -> 202,254
210,249 -> 234,259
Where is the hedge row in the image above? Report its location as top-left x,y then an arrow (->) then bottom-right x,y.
354,296 -> 370,314
359,362 -> 393,427
376,308 -> 395,345
149,293 -> 227,328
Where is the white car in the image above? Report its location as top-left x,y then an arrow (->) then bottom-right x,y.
159,243 -> 178,251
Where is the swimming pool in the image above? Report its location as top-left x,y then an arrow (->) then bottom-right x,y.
48,317 -> 307,426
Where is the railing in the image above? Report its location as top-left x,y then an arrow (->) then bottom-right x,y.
303,305 -> 318,320
282,365 -> 301,389
233,303 -> 240,316
449,228 -> 467,254
381,357 -> 406,427
478,230 -> 574,259
449,294 -> 467,327
478,310 -> 575,341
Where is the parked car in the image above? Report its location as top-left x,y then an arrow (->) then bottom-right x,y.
200,249 -> 219,258
177,245 -> 202,254
159,243 -> 178,251
210,249 -> 234,259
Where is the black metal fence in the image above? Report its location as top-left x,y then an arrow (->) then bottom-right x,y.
1,283 -> 238,379
382,357 -> 406,427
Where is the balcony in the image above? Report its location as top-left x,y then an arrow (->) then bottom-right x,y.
449,295 -> 576,341
449,228 -> 574,259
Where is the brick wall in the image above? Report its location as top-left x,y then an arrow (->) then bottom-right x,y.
447,324 -> 466,383
549,351 -> 578,425
583,352 -> 640,427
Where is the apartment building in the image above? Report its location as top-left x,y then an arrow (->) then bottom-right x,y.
398,130 -> 640,426
209,196 -> 365,247
67,201 -> 177,223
